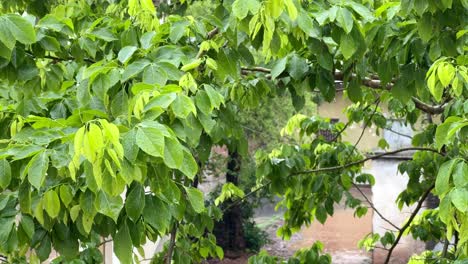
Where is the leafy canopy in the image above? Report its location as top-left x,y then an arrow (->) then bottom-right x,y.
0,0 -> 467,263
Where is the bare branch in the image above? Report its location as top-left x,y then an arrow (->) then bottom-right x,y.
384,184 -> 435,264
353,183 -> 400,230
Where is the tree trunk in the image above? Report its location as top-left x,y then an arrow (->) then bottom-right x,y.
213,149 -> 246,256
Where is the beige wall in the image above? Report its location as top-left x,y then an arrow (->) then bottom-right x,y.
317,91 -> 380,152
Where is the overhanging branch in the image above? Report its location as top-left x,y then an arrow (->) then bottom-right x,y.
240,67 -> 447,115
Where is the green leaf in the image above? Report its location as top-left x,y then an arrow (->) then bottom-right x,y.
453,162 -> 468,188
0,159 -> 11,189
204,85 -> 224,109
3,14 -> 36,44
287,54 -> 309,80
271,57 -> 288,80
125,183 -> 145,221
435,159 -> 458,195
340,33 -> 356,60
336,8 -> 354,34
114,220 -> 133,264
95,191 -> 123,222
43,190 -> 61,218
169,20 -> 189,43
136,127 -> 165,157
118,46 -> 138,64
435,117 -> 462,150
143,64 -> 168,86
185,187 -> 205,213
144,92 -> 176,111
59,185 -> 74,208
122,60 -> 150,81
164,137 -> 184,169
417,14 -> 432,43
297,10 -> 318,37
143,195 -> 171,232
346,2 -> 374,22
180,148 -> 198,179
450,188 -> 468,212
347,78 -> 362,103
28,151 -> 49,189
171,94 -> 196,119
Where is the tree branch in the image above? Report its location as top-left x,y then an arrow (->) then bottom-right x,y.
240,67 -> 447,115
223,147 -> 443,212
165,223 -> 178,264
353,183 -> 400,230
384,184 -> 435,264
293,147 -> 443,176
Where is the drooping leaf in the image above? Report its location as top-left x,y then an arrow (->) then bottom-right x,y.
95,190 -> 123,222
136,127 -> 165,158
43,190 -> 61,219
0,159 -> 12,189
125,183 -> 145,221
114,220 -> 133,264
185,187 -> 205,213
435,159 -> 458,195
28,151 -> 49,189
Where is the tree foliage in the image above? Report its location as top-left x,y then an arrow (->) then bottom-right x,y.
0,0 -> 466,263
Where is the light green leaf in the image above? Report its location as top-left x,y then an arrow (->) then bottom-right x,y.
125,183 -> 145,221
435,159 -> 458,195
437,63 -> 455,87
136,127 -> 165,157
114,220 -> 133,264
340,33 -> 356,60
451,188 -> 468,212
336,7 -> 354,34
171,94 -> 197,118
185,187 -> 205,213
43,190 -> 60,218
284,0 -> 298,20
181,59 -> 202,72
95,190 -> 123,223
28,151 -> 49,189
0,159 -> 11,189
118,46 -> 138,64
195,90 -> 212,115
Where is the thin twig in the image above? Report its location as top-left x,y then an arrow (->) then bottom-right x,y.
384,127 -> 413,139
97,239 -> 112,247
384,184 -> 435,264
353,183 -> 400,230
